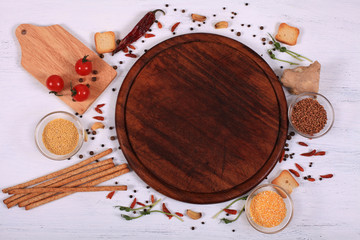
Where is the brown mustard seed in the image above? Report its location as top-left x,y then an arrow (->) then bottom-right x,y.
99,54 -> 104,58
110,136 -> 116,140
92,131 -> 96,135
113,66 -> 117,70
79,154 -> 83,159
236,32 -> 241,36
89,151 -> 94,155
260,26 -> 264,30
262,38 -> 266,42
91,77 -> 96,82
92,70 -> 98,74
116,39 -> 120,45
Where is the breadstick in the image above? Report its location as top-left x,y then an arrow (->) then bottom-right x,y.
2,148 -> 113,193
26,168 -> 130,210
7,161 -> 115,209
20,164 -> 127,207
4,158 -> 113,205
9,186 -> 127,194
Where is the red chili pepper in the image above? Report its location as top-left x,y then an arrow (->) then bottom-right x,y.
112,9 -> 165,55
123,46 -> 129,53
298,142 -> 308,147
279,149 -> 285,163
106,191 -> 115,199
307,178 -> 316,182
125,53 -> 137,58
289,169 -> 300,177
315,151 -> 326,156
224,209 -> 237,215
320,174 -> 333,178
145,33 -> 155,38
157,21 -> 163,29
130,198 -> 137,209
95,107 -> 103,114
93,116 -> 104,121
162,203 -> 172,219
295,163 -> 304,172
301,149 -> 316,157
175,212 -> 184,217
151,195 -> 155,203
128,44 -> 136,50
137,202 -> 146,207
96,103 -> 105,108
171,22 -> 181,32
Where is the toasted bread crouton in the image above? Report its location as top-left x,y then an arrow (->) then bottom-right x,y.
271,170 -> 299,196
275,23 -> 300,46
95,31 -> 116,54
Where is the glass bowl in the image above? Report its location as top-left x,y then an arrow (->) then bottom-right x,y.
35,111 -> 84,160
288,92 -> 334,138
245,184 -> 293,234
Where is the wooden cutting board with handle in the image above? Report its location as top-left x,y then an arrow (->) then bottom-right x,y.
15,24 -> 117,114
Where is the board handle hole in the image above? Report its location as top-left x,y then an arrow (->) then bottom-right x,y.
21,29 -> 27,35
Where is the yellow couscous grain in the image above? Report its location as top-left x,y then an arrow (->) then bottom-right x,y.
42,118 -> 79,155
250,190 -> 286,228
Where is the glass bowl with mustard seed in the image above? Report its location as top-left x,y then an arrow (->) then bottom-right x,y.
35,111 -> 85,160
288,92 -> 334,138
245,184 -> 293,234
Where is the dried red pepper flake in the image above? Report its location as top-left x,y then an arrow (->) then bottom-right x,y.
307,177 -> 316,182
162,203 -> 172,219
175,212 -> 184,217
95,107 -> 103,114
151,195 -> 155,203
171,22 -> 181,32
123,46 -> 129,53
301,149 -> 316,156
298,142 -> 308,147
295,163 -> 304,172
145,33 -> 156,38
130,198 -> 137,209
224,209 -> 237,215
157,21 -> 163,29
289,169 -> 300,177
279,149 -> 285,163
137,202 -> 146,207
106,191 -> 115,199
96,103 -> 105,108
128,44 -> 136,50
93,116 -> 104,121
320,174 -> 333,178
314,151 -> 326,156
125,53 -> 137,58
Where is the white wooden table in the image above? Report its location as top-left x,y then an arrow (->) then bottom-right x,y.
1,0 -> 359,239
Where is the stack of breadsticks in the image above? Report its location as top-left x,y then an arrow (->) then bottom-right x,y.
2,148 -> 129,210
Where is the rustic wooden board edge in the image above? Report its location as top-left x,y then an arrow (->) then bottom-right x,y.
116,33 -> 288,204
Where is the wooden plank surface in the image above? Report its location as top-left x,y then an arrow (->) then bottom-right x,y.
15,24 -> 117,114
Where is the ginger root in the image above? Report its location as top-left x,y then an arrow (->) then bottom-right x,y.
280,61 -> 321,94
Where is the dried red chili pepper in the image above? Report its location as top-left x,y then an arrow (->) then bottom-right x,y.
137,202 -> 146,207
307,178 -> 316,182
112,9 -> 165,55
320,174 -> 333,178
130,198 -> 137,209
298,142 -> 308,147
123,46 -> 129,53
162,203 -> 172,219
93,116 -> 104,121
96,103 -> 105,108
295,163 -> 304,172
175,212 -> 184,217
279,149 -> 285,163
289,169 -> 300,177
151,195 -> 155,203
315,151 -> 326,156
128,44 -> 136,50
125,53 -> 137,58
95,107 -> 103,114
145,33 -> 155,38
157,21 -> 163,29
106,191 -> 115,199
171,22 -> 180,32
301,149 -> 316,156
224,209 -> 237,215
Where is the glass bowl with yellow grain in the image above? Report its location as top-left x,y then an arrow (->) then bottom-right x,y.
35,111 -> 85,160
245,184 -> 293,234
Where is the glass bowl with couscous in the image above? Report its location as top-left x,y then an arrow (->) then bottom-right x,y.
35,111 -> 85,160
245,184 -> 294,234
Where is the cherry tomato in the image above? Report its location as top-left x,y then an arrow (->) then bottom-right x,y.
75,55 -> 92,76
71,84 -> 90,102
46,75 -> 64,95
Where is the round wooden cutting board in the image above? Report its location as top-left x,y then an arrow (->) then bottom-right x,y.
115,33 -> 288,204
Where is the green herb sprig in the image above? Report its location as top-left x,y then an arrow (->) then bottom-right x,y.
267,50 -> 299,65
212,195 -> 248,224
114,198 -> 184,222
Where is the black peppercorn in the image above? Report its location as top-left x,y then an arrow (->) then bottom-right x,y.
109,126 -> 114,130
213,14 -> 216,17
190,27 -> 194,31
91,77 -> 96,82
79,154 -> 83,159
191,227 -> 195,230
79,78 -> 84,82
290,131 -> 295,136
92,131 -> 96,135
247,24 -> 251,27
134,190 -> 137,193
75,112 -> 79,116
260,26 -> 264,30
112,88 -> 116,92
119,61 -> 123,64
92,70 -> 98,74
223,7 -> 226,10
101,144 -> 105,147
201,221 -> 205,224
91,137 -> 95,140
182,9 -> 185,13
165,4 -> 169,7
146,186 -> 150,189
173,32 -> 176,35
174,8 -> 177,11
113,66 -> 117,70
99,54 -> 104,58
129,195 -> 133,198
231,29 -> 234,32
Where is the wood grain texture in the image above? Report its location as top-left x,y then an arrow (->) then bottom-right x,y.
15,24 -> 117,114
116,33 -> 288,203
